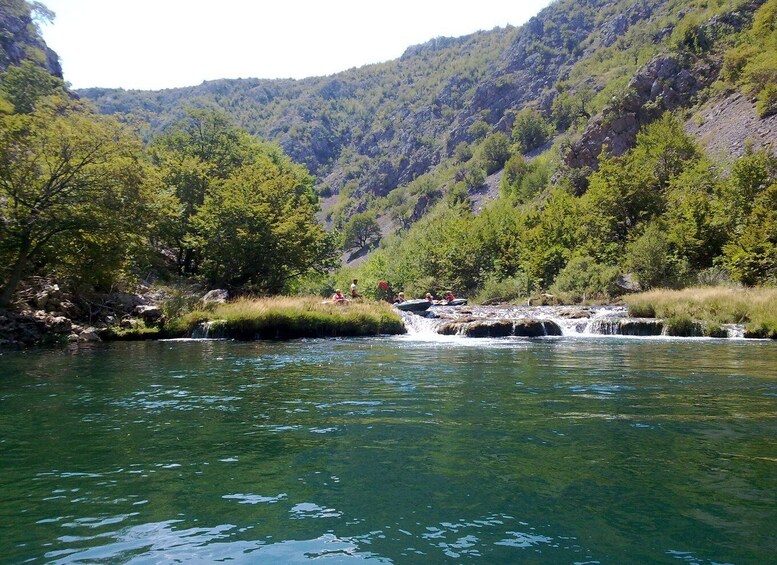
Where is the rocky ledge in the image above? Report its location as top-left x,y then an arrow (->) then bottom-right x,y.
437,317 -> 562,337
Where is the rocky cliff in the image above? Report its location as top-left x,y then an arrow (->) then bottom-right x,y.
0,0 -> 61,76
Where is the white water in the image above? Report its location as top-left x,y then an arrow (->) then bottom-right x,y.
190,320 -> 228,339
397,305 -> 747,340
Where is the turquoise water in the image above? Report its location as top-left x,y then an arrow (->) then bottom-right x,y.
1,337 -> 775,563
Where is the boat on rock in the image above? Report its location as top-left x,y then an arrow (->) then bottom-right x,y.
394,299 -> 432,313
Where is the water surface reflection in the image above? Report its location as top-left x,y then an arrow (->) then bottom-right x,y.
1,337 -> 775,563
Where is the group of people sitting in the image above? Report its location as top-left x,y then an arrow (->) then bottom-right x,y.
333,280 -> 456,305
392,290 -> 455,304
427,290 -> 456,304
332,279 -> 361,303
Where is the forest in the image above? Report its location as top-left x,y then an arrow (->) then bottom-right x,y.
0,61 -> 337,310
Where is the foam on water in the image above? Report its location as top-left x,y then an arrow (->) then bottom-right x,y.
396,304 -> 748,340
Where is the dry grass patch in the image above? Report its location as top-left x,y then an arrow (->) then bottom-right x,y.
624,287 -> 777,338
169,296 -> 405,339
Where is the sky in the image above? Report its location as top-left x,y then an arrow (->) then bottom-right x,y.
39,0 -> 555,91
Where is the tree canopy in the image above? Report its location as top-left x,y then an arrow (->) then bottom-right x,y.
0,96 -> 147,306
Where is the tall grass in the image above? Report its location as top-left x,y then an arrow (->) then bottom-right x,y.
624,287 -> 777,338
167,296 -> 405,339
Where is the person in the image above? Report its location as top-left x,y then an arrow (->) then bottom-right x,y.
332,289 -> 348,303
425,293 -> 433,302
445,290 -> 455,303
378,280 -> 391,303
393,292 -> 405,304
350,278 -> 360,299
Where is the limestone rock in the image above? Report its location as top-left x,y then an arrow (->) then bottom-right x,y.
437,318 -> 562,337
134,305 -> 163,323
78,328 -> 102,342
202,289 -> 229,305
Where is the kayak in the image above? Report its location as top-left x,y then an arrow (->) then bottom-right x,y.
394,299 -> 432,313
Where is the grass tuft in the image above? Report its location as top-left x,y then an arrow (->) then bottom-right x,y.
624,287 -> 777,339
170,296 -> 405,340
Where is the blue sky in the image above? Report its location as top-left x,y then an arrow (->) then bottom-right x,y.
40,0 -> 555,90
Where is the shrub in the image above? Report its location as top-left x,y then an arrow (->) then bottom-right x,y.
756,83 -> 777,118
476,273 -> 534,305
511,108 -> 555,154
551,255 -> 620,301
477,132 -> 511,175
664,316 -> 703,337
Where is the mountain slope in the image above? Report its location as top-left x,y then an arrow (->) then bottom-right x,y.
77,1 -> 649,192
79,0 -> 774,223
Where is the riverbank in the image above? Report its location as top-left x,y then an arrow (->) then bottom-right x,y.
3,286 -> 776,347
624,287 -> 777,339
167,296 -> 405,340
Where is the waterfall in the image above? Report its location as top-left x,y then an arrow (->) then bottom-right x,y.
190,320 -> 227,339
722,324 -> 746,339
396,305 -> 738,340
398,311 -> 446,337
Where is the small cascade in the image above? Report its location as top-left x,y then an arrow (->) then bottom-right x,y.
190,320 -> 227,339
399,311 -> 445,337
548,306 -> 628,336
396,304 -> 740,340
722,324 -> 746,339
585,317 -> 666,336
584,318 -> 622,335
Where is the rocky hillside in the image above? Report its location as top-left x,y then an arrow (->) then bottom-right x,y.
0,0 -> 61,76
79,0 -> 774,217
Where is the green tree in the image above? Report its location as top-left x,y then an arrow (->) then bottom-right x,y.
628,113 -> 700,190
723,183 -> 777,286
150,107 -> 257,272
0,97 -> 147,307
622,222 -> 687,289
551,255 -> 619,299
501,153 -> 531,197
477,132 -> 511,175
0,61 -> 65,114
663,159 -> 727,270
725,147 -> 777,225
191,151 -> 336,292
343,211 -> 381,250
551,86 -> 593,131
511,108 -> 554,153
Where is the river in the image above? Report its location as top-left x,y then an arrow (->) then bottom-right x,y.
1,335 -> 775,563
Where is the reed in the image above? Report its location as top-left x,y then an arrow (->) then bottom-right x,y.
624,287 -> 777,338
169,296 -> 405,339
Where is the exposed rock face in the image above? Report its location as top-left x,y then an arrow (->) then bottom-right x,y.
202,289 -> 229,304
437,317 -> 562,337
0,1 -> 62,76
0,278 -> 171,347
0,311 -> 72,347
565,55 -> 717,170
134,305 -> 164,324
685,93 -> 777,161
78,328 -> 102,342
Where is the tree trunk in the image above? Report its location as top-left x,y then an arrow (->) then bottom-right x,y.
0,252 -> 28,309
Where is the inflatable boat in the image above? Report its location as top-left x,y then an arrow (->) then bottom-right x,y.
394,299 -> 432,313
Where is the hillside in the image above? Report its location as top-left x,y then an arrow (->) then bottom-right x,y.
72,2 -> 667,188
79,1 -> 775,229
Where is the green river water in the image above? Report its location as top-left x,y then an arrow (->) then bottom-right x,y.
1,336 -> 775,564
